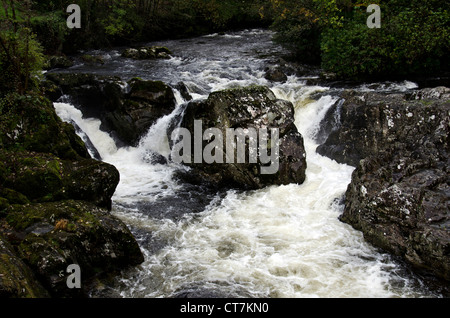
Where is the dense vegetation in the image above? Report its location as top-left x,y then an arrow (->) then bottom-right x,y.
268,0 -> 449,79
29,0 -> 272,54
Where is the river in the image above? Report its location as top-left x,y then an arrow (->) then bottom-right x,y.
52,29 -> 441,298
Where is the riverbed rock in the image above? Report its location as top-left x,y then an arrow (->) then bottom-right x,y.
317,87 -> 450,167
319,87 -> 450,281
172,85 -> 307,189
264,66 -> 288,83
122,46 -> 172,60
45,55 -> 74,70
45,73 -> 177,146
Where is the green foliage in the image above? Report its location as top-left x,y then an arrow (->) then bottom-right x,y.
271,0 -> 450,78
30,11 -> 68,54
320,2 -> 449,79
0,29 -> 45,95
0,1 -> 46,95
269,0 -> 349,64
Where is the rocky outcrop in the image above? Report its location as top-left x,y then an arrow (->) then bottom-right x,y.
0,93 -> 144,297
122,46 -> 172,60
0,151 -> 119,210
171,86 -> 307,190
317,87 -> 450,167
317,87 -> 450,281
45,73 -> 177,146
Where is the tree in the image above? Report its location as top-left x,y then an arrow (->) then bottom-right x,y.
0,0 -> 45,95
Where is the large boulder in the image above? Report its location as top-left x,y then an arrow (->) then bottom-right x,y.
0,93 -> 90,161
317,87 -> 450,167
0,146 -> 119,210
0,235 -> 50,298
0,93 -> 144,297
171,86 -> 307,190
45,73 -> 177,146
318,87 -> 450,281
1,200 -> 143,297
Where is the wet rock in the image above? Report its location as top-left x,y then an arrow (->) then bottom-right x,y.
320,72 -> 338,81
0,93 -> 144,297
264,67 -> 287,83
45,55 -> 74,70
0,235 -> 50,298
0,150 -> 119,210
317,88 -> 450,167
1,200 -> 144,297
80,54 -> 105,65
406,86 -> 450,100
0,92 -> 90,161
171,85 -> 307,190
122,46 -> 172,60
45,73 -> 177,146
320,87 -> 450,281
175,82 -> 193,101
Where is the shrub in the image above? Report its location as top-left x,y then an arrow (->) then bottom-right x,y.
320,3 -> 449,79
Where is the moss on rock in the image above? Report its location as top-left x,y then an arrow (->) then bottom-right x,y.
0,235 -> 50,298
2,200 -> 143,297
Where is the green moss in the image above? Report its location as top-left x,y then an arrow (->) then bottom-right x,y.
1,188 -> 29,204
81,54 -> 105,64
0,197 -> 9,212
0,238 -> 50,298
5,200 -> 102,232
5,152 -> 64,202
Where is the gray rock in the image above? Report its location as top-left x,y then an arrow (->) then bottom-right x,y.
318,87 -> 450,281
122,46 -> 172,60
171,86 -> 307,190
45,73 -> 177,146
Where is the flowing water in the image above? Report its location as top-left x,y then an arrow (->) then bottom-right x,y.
52,29 -> 441,298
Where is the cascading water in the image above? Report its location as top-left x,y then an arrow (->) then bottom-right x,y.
53,29 -> 439,298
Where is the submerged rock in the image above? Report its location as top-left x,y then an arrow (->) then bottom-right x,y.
318,87 -> 450,281
171,85 -> 307,190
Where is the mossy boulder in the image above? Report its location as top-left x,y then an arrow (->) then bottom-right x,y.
0,235 -> 50,298
0,93 -> 90,160
0,90 -> 144,297
80,54 -> 105,65
1,200 -> 144,297
45,56 -> 74,70
0,150 -> 119,209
